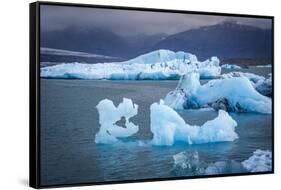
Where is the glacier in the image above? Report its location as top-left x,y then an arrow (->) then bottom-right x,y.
95,98 -> 139,144
164,71 -> 272,113
40,49 -> 221,80
150,100 -> 238,146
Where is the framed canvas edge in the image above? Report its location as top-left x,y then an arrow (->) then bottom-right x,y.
29,1 -> 275,188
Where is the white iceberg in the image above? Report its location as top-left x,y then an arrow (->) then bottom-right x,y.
41,49 -> 221,80
165,71 -> 272,113
198,56 -> 221,79
221,64 -> 242,69
95,98 -> 139,144
221,72 -> 272,97
242,149 -> 272,172
150,100 -> 238,146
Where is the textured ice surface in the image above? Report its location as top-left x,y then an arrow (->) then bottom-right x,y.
95,98 -> 139,144
222,72 -> 272,97
204,160 -> 246,175
173,151 -> 206,176
242,149 -> 272,172
40,49 -> 221,80
256,64 -> 272,68
172,150 -> 271,176
221,72 -> 265,84
221,64 -> 242,69
254,74 -> 272,97
150,100 -> 238,146
165,71 -> 272,113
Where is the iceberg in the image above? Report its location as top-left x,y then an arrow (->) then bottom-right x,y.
242,149 -> 272,172
172,151 -> 246,176
165,71 -> 272,113
172,151 -> 206,176
256,64 -> 272,68
221,64 -> 242,69
150,100 -> 238,146
40,49 -> 221,80
221,71 -> 265,83
95,98 -> 139,144
221,72 -> 272,97
205,160 -> 246,175
254,74 -> 272,97
172,150 -> 271,176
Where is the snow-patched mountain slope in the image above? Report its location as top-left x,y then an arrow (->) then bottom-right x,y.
40,49 -> 221,80
41,47 -> 118,59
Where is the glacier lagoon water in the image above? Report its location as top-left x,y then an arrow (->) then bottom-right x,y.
40,67 -> 272,186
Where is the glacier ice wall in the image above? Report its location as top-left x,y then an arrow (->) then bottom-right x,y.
40,49 -> 221,80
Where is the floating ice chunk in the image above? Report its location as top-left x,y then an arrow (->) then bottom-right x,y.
205,160 -> 246,175
221,72 -> 265,84
198,57 -> 221,79
221,72 -> 272,97
242,149 -> 272,172
172,151 -> 246,176
164,72 -> 200,110
255,74 -> 272,97
221,64 -> 242,69
165,71 -> 272,113
41,49 -> 221,80
95,98 -> 139,144
173,151 -> 206,176
123,49 -> 198,65
256,64 -> 272,68
172,150 -> 271,176
150,100 -> 238,146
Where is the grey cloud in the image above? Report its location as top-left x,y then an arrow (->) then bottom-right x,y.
41,5 -> 272,36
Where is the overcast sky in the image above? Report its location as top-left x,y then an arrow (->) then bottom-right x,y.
41,5 -> 272,36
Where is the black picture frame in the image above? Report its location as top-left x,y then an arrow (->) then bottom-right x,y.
29,1 -> 274,188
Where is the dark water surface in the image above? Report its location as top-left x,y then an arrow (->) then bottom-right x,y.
40,68 -> 272,186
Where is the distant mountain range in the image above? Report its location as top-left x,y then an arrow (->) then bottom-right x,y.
41,21 -> 272,62
151,21 -> 272,60
40,47 -> 122,64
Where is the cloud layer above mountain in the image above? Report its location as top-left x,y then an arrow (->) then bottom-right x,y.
41,5 -> 272,36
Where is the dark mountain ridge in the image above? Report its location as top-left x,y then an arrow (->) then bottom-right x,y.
41,21 -> 272,62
